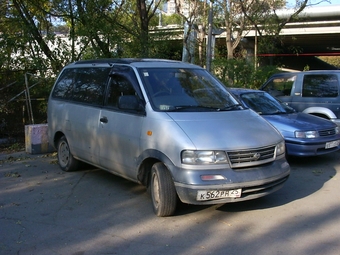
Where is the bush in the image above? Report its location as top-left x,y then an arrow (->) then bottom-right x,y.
212,58 -> 279,88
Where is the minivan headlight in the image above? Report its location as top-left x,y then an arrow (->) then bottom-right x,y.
181,150 -> 228,164
295,130 -> 318,138
276,141 -> 285,156
335,126 -> 339,134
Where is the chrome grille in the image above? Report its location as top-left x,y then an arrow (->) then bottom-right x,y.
227,145 -> 276,168
319,128 -> 336,137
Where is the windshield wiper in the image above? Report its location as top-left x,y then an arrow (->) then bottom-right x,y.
168,105 -> 221,112
261,110 -> 287,115
271,110 -> 287,114
220,104 -> 243,111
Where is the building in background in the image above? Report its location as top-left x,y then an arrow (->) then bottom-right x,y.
165,0 -> 191,17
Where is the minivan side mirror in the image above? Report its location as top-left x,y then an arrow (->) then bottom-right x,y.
118,95 -> 144,112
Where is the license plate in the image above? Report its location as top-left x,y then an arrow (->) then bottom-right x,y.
325,140 -> 340,149
197,189 -> 242,201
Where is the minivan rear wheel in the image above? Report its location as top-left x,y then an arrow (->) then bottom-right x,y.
57,136 -> 79,172
150,162 -> 178,217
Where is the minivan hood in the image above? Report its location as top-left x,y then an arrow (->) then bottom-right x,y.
166,109 -> 282,150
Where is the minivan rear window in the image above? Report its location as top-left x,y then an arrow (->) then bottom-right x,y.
52,67 -> 111,105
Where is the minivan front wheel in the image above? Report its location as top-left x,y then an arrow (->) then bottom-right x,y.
150,162 -> 178,217
57,136 -> 79,172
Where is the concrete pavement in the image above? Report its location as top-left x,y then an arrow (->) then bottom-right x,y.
1,150 -> 340,255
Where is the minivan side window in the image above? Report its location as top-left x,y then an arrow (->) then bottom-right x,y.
52,67 -> 111,105
106,75 -> 136,107
263,75 -> 296,96
302,74 -> 339,98
105,72 -> 145,114
51,69 -> 75,99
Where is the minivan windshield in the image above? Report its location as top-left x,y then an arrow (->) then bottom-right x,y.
139,68 -> 241,112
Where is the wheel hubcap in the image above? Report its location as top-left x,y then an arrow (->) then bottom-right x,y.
152,173 -> 160,209
58,141 -> 69,168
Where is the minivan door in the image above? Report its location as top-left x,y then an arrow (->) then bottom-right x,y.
97,67 -> 145,180
50,67 -> 111,165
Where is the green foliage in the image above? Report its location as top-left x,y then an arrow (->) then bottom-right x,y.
212,58 -> 254,87
8,142 -> 25,151
252,64 -> 281,88
1,0 -> 292,141
212,58 -> 279,89
303,65 -> 310,71
161,14 -> 183,26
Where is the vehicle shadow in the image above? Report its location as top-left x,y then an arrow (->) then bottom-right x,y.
13,150 -> 335,216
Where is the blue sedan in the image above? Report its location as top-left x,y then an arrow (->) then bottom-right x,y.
230,88 -> 340,157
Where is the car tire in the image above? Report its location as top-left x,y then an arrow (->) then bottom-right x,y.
150,162 -> 178,217
57,136 -> 79,172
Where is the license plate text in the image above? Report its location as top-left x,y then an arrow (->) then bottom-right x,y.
197,189 -> 242,201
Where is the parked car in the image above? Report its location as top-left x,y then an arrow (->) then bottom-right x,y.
230,88 -> 340,157
260,70 -> 340,126
48,58 -> 290,217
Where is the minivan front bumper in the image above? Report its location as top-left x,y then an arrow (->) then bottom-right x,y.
170,157 -> 290,205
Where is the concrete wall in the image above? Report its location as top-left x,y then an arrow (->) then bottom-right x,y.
25,124 -> 55,154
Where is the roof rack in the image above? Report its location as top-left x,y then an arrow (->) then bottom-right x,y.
73,58 -> 181,65
74,58 -> 133,65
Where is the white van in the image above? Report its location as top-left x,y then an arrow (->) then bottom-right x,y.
48,59 -> 290,216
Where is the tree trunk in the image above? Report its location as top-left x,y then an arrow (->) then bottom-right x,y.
12,0 -> 62,71
226,26 -> 234,59
136,0 -> 149,57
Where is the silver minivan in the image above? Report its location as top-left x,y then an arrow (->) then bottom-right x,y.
48,59 -> 290,216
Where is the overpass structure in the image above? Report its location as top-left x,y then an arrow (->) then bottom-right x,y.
241,5 -> 340,70
153,5 -> 339,70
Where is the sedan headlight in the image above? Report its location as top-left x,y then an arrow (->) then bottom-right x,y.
295,131 -> 318,138
336,127 -> 339,134
276,141 -> 285,156
181,150 -> 228,164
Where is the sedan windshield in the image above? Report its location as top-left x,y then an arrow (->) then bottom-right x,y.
240,92 -> 295,115
139,68 -> 240,112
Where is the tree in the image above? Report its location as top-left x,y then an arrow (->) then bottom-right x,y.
212,0 -> 311,60
241,0 -> 310,60
11,0 -> 63,72
41,0 -> 125,60
172,0 -> 206,63
1,0 -> 181,74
